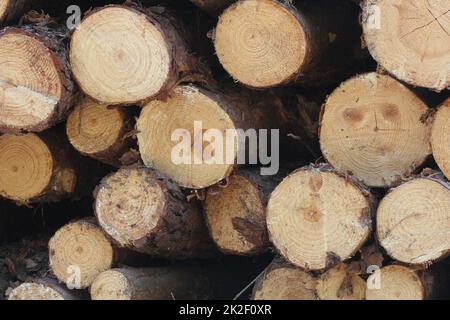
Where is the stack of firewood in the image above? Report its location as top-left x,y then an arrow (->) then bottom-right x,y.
0,0 -> 449,300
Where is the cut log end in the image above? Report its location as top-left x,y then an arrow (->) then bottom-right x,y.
0,1 -> 9,23
377,178 -> 450,265
320,72 -> 432,187
0,133 -> 53,202
8,283 -> 65,300
0,28 -> 68,133
90,270 -> 132,300
253,266 -> 317,300
431,98 -> 450,180
66,97 -> 130,166
204,174 -> 268,255
70,6 -> 172,105
366,265 -> 425,300
214,0 -> 306,88
137,85 -> 237,189
48,220 -> 114,289
267,166 -> 372,270
316,264 -> 366,300
95,167 -> 166,248
362,0 -> 450,91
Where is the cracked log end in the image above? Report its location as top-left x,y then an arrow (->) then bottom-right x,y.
267,166 -> 372,271
320,72 -> 432,188
362,0 -> 450,91
214,0 -> 306,89
366,265 -> 425,300
377,177 -> 450,265
0,27 -> 71,133
136,85 -> 238,189
316,264 -> 366,300
66,97 -> 132,167
253,265 -> 317,300
431,98 -> 450,180
204,173 -> 269,256
70,6 -> 176,105
48,220 -> 114,289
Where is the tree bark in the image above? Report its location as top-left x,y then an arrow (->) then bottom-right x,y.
214,0 -> 369,89
320,72 -> 432,188
0,22 -> 75,133
70,3 -> 197,105
94,166 -> 216,259
267,164 -> 374,271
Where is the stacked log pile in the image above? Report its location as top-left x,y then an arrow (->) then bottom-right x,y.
0,0 -> 449,301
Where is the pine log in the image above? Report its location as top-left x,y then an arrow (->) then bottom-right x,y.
66,97 -> 135,167
0,0 -> 37,24
316,263 -> 366,300
431,98 -> 450,180
376,172 -> 450,266
190,0 -> 233,15
48,219 -> 116,289
0,132 -> 79,204
214,0 -> 367,89
320,72 -> 432,188
91,263 -> 259,300
361,0 -> 450,91
266,164 -> 373,271
203,168 -> 281,256
366,265 -> 425,300
252,260 -> 317,300
136,84 -> 297,189
70,3 -> 196,105
94,166 -> 215,259
8,278 -> 86,300
0,24 -> 74,133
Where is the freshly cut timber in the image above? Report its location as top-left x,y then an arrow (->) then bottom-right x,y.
190,0 -> 233,15
214,0 -> 366,88
137,84 -> 289,189
8,278 -> 85,300
203,169 -> 280,256
376,172 -> 450,266
66,97 -> 134,167
91,264 -> 257,300
366,265 -> 425,300
362,0 -> 450,91
0,133 -> 77,204
316,264 -> 366,300
48,219 -> 115,289
0,25 -> 74,133
431,98 -> 450,180
266,165 -> 373,271
0,0 -> 39,24
252,261 -> 317,300
320,73 -> 432,188
94,166 -> 215,259
70,4 -> 195,105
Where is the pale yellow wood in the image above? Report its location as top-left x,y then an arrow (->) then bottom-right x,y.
267,167 -> 372,270
362,0 -> 450,91
8,283 -> 64,300
316,264 -> 366,300
49,220 -> 114,289
320,73 -> 431,187
214,0 -> 306,88
377,178 -> 450,265
366,265 -> 424,300
431,98 -> 450,180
